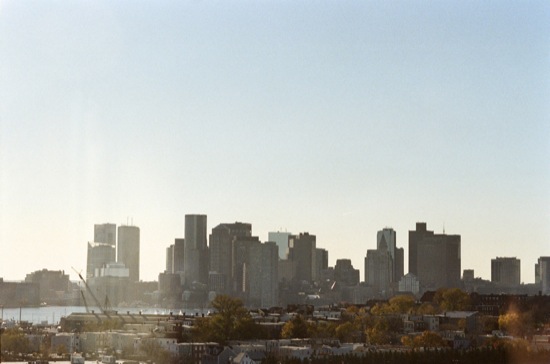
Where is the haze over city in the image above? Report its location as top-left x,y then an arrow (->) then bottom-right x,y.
1,1 -> 549,283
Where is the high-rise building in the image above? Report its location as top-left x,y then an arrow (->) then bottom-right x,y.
248,241 -> 279,307
210,222 -> 252,293
173,238 -> 185,274
536,257 -> 550,294
365,247 -> 392,295
166,244 -> 174,273
183,214 -> 208,286
94,223 -> 116,246
232,236 -> 261,294
268,231 -> 291,260
117,225 -> 140,282
315,248 -> 329,281
334,259 -> 360,286
376,228 -> 404,282
365,228 -> 404,296
288,232 -> 317,283
86,242 -> 116,279
408,222 -> 432,277
491,257 -> 520,286
408,222 -> 461,291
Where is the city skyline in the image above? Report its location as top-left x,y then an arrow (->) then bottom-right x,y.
1,1 -> 549,282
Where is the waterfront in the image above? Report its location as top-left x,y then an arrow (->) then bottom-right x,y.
1,306 -> 206,325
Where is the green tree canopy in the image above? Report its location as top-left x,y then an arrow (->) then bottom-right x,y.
192,294 -> 263,344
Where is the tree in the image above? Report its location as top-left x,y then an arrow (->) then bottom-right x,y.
365,316 -> 401,345
387,295 -> 415,314
434,288 -> 470,311
281,315 -> 309,339
192,294 -> 262,344
335,321 -> 356,343
1,328 -> 31,355
498,311 -> 532,337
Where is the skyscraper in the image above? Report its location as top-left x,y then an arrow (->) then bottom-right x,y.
173,238 -> 185,274
86,242 -> 115,279
94,223 -> 116,246
232,236 -> 260,294
117,225 -> 140,282
409,222 -> 461,291
288,232 -> 317,283
248,241 -> 279,307
183,214 -> 208,286
268,231 -> 291,260
365,228 -> 404,296
536,257 -> 550,294
365,247 -> 392,295
166,244 -> 174,273
209,222 -> 252,293
377,228 -> 404,282
491,257 -> 520,286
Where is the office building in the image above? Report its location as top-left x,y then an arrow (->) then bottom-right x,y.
173,238 -> 185,274
209,222 -> 252,293
365,247 -> 392,295
408,222 -> 461,291
183,214 -> 208,286
248,241 -> 279,307
232,236 -> 261,294
537,257 -> 550,295
86,242 -> 116,279
334,259 -> 360,286
288,232 -> 317,283
117,225 -> 140,282
491,257 -> 520,286
365,228 -> 405,295
268,231 -> 291,260
377,228 -> 404,282
94,223 -> 116,246
24,269 -> 70,303
166,244 -> 174,273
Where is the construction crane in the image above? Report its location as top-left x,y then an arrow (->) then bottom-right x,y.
72,267 -> 113,318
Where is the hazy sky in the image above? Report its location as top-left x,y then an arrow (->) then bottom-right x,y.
1,1 -> 549,283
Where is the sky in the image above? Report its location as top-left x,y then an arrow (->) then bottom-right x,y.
1,1 -> 549,284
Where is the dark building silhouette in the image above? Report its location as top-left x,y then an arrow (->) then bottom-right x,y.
183,214 -> 208,286
248,241 -> 279,307
288,232 -> 317,283
209,222 -> 252,293
334,259 -> 360,286
231,236 -> 261,294
365,228 -> 404,296
491,257 -> 520,286
408,222 -> 461,292
173,238 -> 185,274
